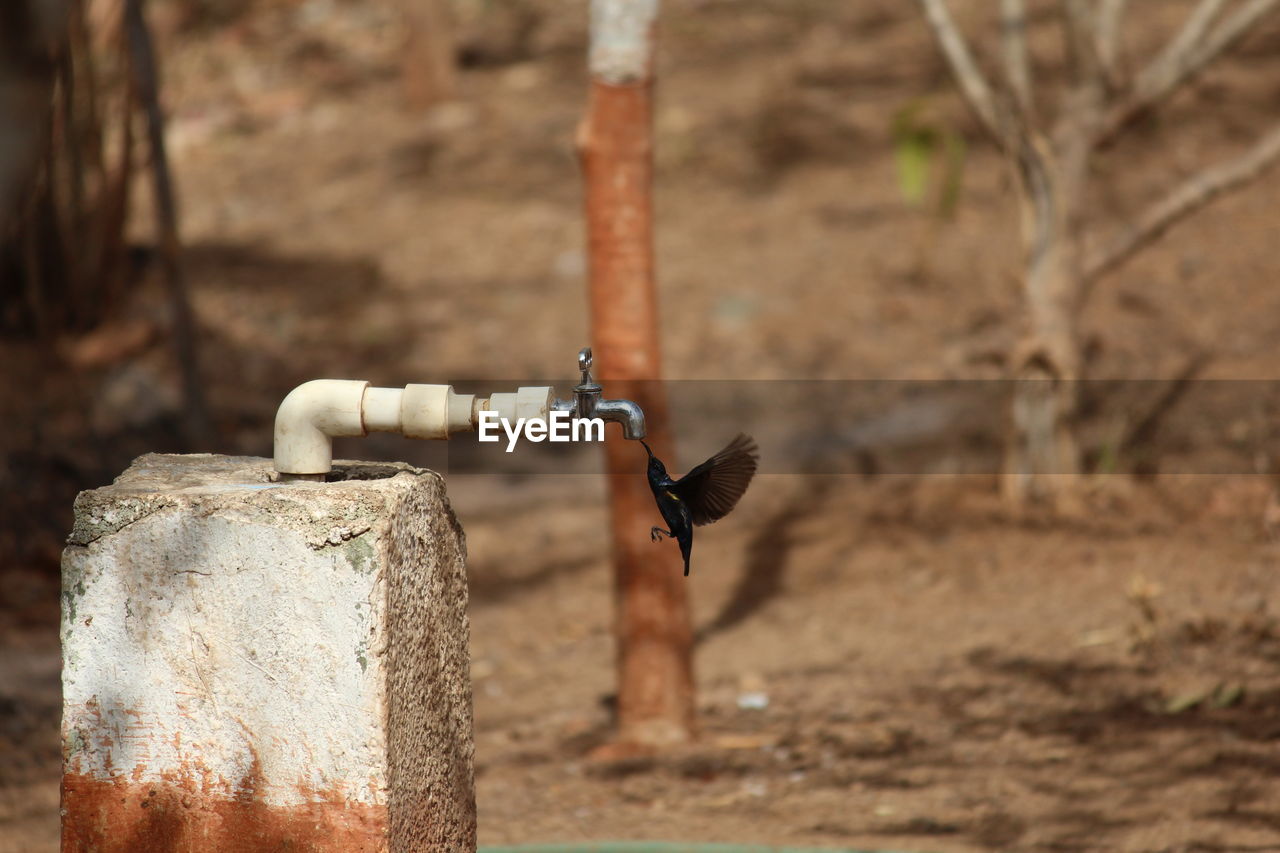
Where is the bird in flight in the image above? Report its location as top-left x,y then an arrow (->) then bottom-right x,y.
641,434 -> 759,576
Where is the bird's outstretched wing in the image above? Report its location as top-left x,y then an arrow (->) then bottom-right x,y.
672,433 -> 759,526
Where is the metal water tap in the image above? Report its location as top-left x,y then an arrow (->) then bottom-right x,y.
553,347 -> 647,439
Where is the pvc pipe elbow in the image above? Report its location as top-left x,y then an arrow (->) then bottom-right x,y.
274,380 -> 369,475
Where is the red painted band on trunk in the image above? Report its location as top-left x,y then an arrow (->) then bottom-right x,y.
62,772 -> 389,853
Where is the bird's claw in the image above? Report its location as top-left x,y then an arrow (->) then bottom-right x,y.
650,526 -> 668,543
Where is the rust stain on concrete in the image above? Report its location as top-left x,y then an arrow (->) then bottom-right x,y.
62,765 -> 389,853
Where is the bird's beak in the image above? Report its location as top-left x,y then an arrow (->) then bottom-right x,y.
639,439 -> 653,457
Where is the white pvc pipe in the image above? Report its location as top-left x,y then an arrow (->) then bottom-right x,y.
361,387 -> 404,432
273,380 -> 554,476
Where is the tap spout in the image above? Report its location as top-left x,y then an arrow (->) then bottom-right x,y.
593,398 -> 647,440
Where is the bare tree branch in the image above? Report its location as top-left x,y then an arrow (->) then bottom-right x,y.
1001,0 -> 1032,115
917,0 -> 1006,142
1014,128 -> 1058,270
1119,349 -> 1211,463
1186,0 -> 1278,67
1101,0 -> 1280,140
1051,1 -> 1107,170
1138,0 -> 1227,98
1083,122 -> 1280,284
1096,0 -> 1129,77
125,0 -> 214,445
1061,0 -> 1104,89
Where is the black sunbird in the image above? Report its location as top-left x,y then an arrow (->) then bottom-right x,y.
640,433 -> 759,576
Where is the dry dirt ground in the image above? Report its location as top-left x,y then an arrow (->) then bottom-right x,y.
5,2 -> 1280,852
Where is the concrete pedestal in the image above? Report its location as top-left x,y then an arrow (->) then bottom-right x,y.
60,454 -> 475,853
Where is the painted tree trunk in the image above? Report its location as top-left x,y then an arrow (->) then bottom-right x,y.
580,0 -> 694,748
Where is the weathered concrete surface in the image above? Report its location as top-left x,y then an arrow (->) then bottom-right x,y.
61,454 -> 475,853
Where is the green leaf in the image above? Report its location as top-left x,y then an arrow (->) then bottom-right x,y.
895,133 -> 934,206
1211,683 -> 1244,708
890,98 -> 967,216
1165,690 -> 1207,714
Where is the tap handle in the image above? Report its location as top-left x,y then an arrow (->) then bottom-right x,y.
578,347 -> 594,384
